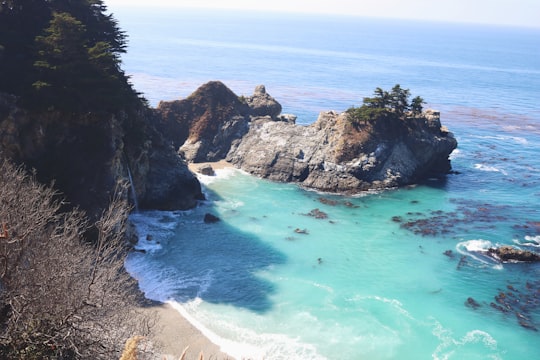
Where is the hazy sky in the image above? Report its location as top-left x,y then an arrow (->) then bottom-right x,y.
106,0 -> 539,28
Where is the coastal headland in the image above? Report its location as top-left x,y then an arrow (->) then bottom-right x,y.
158,81 -> 458,194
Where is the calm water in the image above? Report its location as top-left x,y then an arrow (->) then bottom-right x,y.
119,7 -> 540,359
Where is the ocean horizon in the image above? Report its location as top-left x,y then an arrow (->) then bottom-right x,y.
121,7 -> 540,359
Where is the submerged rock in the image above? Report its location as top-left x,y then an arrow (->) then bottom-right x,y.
465,297 -> 481,309
305,208 -> 328,219
204,213 -> 221,223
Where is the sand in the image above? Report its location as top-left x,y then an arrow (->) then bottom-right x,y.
135,160 -> 236,360
187,160 -> 235,173
138,302 -> 234,360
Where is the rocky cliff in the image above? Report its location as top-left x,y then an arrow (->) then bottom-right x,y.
155,81 -> 283,163
0,80 -> 457,216
159,81 -> 457,194
227,109 -> 457,193
0,93 -> 202,219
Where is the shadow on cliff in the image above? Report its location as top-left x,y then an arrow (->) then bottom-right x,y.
135,186 -> 287,314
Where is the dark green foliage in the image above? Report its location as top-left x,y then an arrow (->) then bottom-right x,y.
0,0 -> 139,112
346,85 -> 424,124
0,0 -> 52,96
411,95 -> 425,115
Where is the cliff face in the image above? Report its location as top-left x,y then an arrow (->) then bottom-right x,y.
227,110 -> 457,192
0,93 -> 202,219
155,81 -> 283,162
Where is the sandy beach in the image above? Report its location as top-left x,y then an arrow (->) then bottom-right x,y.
187,160 -> 235,173
124,160 -> 236,360
137,302 -> 233,360
135,160 -> 236,360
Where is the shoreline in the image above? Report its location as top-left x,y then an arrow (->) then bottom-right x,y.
136,302 -> 234,359
188,160 -> 235,173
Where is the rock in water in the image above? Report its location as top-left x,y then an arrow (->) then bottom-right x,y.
204,213 -> 221,223
197,164 -> 216,176
487,246 -> 540,262
227,109 -> 457,193
153,81 -> 457,195
245,85 -> 282,119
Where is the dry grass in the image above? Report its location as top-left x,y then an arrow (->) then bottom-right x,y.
0,158 -> 153,358
120,336 -> 146,360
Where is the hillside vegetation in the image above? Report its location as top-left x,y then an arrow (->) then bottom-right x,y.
0,0 -> 141,111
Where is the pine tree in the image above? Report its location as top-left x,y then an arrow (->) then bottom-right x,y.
0,0 -> 138,111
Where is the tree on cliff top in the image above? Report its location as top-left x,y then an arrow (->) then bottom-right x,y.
346,84 -> 424,124
0,0 -> 140,111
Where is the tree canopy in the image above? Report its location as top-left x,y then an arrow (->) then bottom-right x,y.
0,0 -> 139,112
346,85 -> 426,124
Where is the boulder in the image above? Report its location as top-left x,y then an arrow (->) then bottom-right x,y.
245,85 -> 282,119
197,164 -> 216,176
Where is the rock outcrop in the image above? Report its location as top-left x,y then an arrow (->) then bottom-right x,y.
244,85 -> 282,118
488,246 -> 540,262
227,108 -> 457,193
154,81 -> 457,194
155,81 -> 284,163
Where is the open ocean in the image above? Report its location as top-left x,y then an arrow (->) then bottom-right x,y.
117,7 -> 540,359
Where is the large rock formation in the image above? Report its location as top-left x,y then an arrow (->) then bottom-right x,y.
154,81 -> 457,194
0,93 -> 202,218
155,81 -> 283,163
227,109 -> 457,193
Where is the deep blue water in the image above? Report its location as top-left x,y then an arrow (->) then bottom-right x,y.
118,7 -> 540,359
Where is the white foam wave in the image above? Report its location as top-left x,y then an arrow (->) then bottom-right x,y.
432,320 -> 500,360
432,329 -> 502,360
449,148 -> 461,160
455,239 -> 502,269
346,294 -> 415,321
129,211 -> 181,252
124,257 -> 178,302
197,167 -> 240,186
524,235 -> 540,244
474,164 -> 508,176
513,235 -> 540,248
457,239 -> 492,253
168,300 -> 326,360
125,254 -> 215,302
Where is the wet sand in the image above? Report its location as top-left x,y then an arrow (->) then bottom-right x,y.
139,302 -> 233,360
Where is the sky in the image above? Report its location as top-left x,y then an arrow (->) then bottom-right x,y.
105,0 -> 540,28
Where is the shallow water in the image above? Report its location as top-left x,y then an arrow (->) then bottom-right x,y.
119,8 -> 540,359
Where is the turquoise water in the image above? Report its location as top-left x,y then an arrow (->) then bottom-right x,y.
119,7 -> 540,359
127,159 -> 539,359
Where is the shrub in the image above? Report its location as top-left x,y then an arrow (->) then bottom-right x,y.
0,159 -> 149,359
